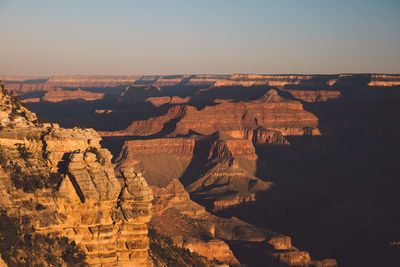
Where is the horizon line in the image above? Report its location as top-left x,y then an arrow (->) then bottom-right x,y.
1,72 -> 400,78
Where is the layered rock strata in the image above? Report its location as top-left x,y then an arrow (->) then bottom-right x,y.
42,88 -> 105,102
2,73 -> 398,98
101,89 -> 320,137
115,135 -> 271,210
0,85 -> 153,266
145,96 -> 190,107
105,89 -> 318,211
150,179 -> 337,267
368,74 -> 400,86
281,89 -> 341,103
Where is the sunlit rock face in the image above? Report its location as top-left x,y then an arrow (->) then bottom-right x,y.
0,85 -> 153,266
42,88 -> 105,102
368,74 -> 400,86
281,89 -> 341,102
0,75 -> 141,93
101,89 -> 320,138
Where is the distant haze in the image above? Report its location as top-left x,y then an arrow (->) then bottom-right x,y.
0,0 -> 399,75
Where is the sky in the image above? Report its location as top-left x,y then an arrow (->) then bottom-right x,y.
0,0 -> 399,75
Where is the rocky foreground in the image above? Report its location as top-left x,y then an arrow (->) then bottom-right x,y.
0,84 -> 153,266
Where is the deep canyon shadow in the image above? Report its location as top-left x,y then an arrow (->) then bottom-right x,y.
216,85 -> 400,267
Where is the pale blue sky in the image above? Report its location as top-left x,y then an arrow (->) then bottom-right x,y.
0,0 -> 399,75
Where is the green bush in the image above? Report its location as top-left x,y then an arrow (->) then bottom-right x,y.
86,147 -> 105,165
0,147 -> 7,167
33,117 -> 46,126
35,204 -> 46,211
0,211 -> 87,266
48,172 -> 63,187
9,163 -> 63,193
9,107 -> 19,121
16,144 -> 32,160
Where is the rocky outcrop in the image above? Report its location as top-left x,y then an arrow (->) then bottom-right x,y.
174,92 -> 320,136
42,88 -> 105,102
243,127 -> 290,145
368,74 -> 400,86
102,89 -> 320,138
185,137 -> 273,211
230,74 -> 341,89
152,76 -> 188,87
145,96 -> 190,107
184,240 -> 238,265
115,138 -> 195,186
0,75 -> 140,93
150,179 -> 205,217
145,96 -> 171,107
99,105 -> 192,137
231,74 -> 314,86
119,85 -> 163,104
46,75 -> 140,88
0,256 -> 6,267
0,85 -> 153,266
114,134 -> 271,210
150,179 -> 336,267
170,96 -> 190,104
282,89 -> 341,102
149,179 -> 239,266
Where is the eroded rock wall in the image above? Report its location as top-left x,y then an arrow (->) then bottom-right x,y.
0,85 -> 153,266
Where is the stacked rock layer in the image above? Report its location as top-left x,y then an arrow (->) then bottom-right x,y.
0,85 -> 153,266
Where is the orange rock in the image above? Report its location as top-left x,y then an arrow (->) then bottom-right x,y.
42,88 -> 104,102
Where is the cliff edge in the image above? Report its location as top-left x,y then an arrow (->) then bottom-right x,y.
0,83 -> 153,266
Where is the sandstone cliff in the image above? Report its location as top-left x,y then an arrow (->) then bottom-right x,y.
0,84 -> 153,266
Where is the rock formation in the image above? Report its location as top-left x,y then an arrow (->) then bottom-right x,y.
0,84 -> 153,266
368,74 -> 400,86
119,86 -> 163,104
0,75 -> 140,93
42,88 -> 105,102
114,134 -> 272,211
149,179 -> 240,265
145,96 -> 171,107
145,96 -> 190,107
150,179 -> 336,267
281,89 -> 341,102
101,89 -> 320,137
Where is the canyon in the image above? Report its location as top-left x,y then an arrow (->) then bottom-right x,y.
1,73 -> 400,266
